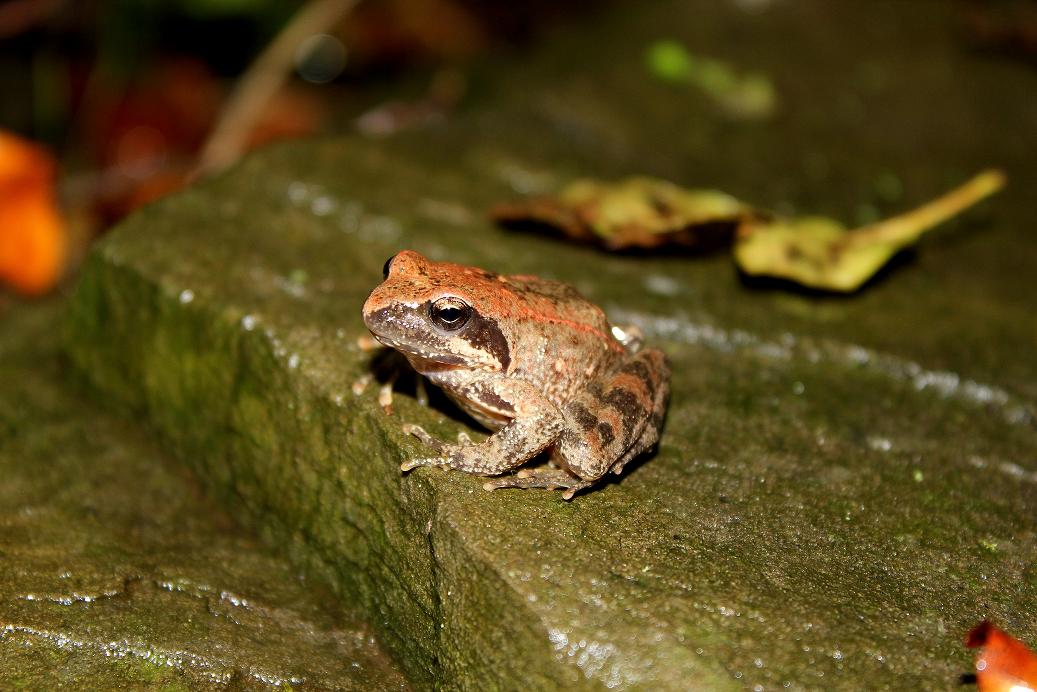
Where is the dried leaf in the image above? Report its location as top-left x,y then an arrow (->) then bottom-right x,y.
493,176 -> 753,251
733,170 -> 1005,292
967,621 -> 1037,692
0,131 -> 67,295
494,170 -> 1004,292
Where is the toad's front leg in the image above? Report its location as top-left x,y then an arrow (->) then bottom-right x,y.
400,379 -> 564,476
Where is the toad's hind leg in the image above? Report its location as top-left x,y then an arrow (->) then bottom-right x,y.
482,465 -> 600,500
611,365 -> 669,476
555,348 -> 670,494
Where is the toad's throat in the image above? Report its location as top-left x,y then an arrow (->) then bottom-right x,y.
371,333 -> 480,371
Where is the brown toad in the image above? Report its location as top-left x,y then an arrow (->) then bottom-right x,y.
362,250 -> 669,499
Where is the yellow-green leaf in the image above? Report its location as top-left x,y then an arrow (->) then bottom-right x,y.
733,170 -> 1006,292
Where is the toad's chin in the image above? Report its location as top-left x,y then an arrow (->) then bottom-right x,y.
370,333 -> 466,369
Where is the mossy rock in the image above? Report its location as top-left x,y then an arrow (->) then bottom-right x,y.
61,0 -> 1037,688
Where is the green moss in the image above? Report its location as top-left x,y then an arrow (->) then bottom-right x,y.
1,303 -> 406,689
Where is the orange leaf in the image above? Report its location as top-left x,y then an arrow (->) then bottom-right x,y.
0,131 -> 66,295
967,621 -> 1037,692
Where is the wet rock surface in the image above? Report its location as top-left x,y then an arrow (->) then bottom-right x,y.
0,304 -> 407,690
50,0 -> 1037,689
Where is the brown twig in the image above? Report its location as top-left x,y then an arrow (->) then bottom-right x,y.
194,0 -> 360,177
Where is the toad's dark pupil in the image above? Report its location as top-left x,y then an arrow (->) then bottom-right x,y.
430,300 -> 471,330
437,307 -> 462,323
382,254 -> 397,279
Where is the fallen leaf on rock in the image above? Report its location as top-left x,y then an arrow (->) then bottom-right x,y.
967,620 -> 1037,692
492,176 -> 755,251
733,169 -> 1005,292
0,131 -> 67,295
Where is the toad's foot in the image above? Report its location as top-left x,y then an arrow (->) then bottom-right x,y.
402,423 -> 475,448
483,468 -> 597,501
399,424 -> 475,471
355,339 -> 429,414
378,377 -> 396,414
352,372 -> 374,396
400,424 -> 446,471
401,423 -> 447,451
352,369 -> 397,414
415,376 -> 429,407
401,456 -> 448,472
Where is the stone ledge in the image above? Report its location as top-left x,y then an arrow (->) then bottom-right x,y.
63,133 -> 1037,689
0,303 -> 406,690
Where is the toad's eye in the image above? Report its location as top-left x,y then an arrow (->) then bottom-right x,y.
382,254 -> 398,279
429,297 -> 473,332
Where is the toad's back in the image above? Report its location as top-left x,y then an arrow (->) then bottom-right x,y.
497,274 -> 618,345
488,273 -> 627,403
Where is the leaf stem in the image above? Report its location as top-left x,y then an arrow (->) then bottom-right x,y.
850,169 -> 1006,246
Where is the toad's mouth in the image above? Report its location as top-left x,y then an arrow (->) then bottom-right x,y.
370,332 -> 467,368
